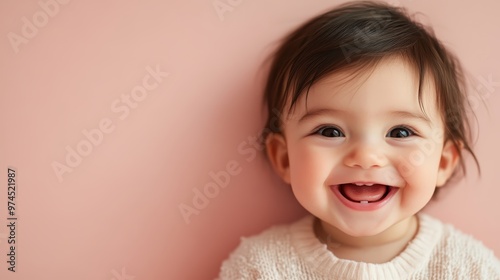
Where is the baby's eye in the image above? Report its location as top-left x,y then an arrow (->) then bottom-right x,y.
387,126 -> 415,138
316,126 -> 345,138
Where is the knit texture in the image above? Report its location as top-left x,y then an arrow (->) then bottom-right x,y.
218,214 -> 500,279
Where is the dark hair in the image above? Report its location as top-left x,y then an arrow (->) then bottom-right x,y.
263,1 -> 479,191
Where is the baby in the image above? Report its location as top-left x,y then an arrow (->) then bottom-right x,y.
218,1 -> 500,279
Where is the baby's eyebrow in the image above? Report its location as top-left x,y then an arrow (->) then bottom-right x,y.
298,108 -> 347,123
297,108 -> 432,127
389,110 -> 432,127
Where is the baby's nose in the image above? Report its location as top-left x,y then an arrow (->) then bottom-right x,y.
343,143 -> 389,169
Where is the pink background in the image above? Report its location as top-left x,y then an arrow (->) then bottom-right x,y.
0,0 -> 499,279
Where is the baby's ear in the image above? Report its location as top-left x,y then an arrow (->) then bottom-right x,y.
265,133 -> 291,184
436,140 -> 461,187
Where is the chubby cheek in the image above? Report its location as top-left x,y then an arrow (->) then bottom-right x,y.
395,143 -> 443,207
287,143 -> 334,201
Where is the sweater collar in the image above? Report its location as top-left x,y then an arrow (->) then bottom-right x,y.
289,213 -> 442,279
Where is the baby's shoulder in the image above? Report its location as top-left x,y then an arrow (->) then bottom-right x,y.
429,217 -> 500,277
440,221 -> 497,257
218,216 -> 312,279
227,219 -> 298,259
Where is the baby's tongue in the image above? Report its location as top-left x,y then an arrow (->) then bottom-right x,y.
340,184 -> 387,202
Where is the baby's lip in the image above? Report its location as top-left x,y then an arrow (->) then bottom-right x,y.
338,182 -> 400,188
330,183 -> 400,210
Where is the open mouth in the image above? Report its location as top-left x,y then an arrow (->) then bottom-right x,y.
330,182 -> 399,211
338,183 -> 392,204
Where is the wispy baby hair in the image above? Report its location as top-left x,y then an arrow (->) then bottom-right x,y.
263,1 -> 479,186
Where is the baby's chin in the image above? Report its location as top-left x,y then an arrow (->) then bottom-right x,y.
319,215 -> 417,246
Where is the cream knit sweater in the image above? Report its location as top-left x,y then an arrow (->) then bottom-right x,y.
218,214 -> 500,279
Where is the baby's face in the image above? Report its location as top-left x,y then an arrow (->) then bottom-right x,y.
267,57 -> 459,237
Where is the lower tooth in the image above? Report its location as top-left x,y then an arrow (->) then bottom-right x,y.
360,201 -> 369,204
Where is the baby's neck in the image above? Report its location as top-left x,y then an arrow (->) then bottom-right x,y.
315,215 -> 418,263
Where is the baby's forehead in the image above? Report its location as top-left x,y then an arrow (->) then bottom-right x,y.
313,56 -> 422,88
290,57 -> 440,119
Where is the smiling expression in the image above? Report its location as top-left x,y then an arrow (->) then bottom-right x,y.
265,56 -> 460,240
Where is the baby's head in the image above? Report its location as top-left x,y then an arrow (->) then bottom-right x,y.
262,1 -> 478,236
